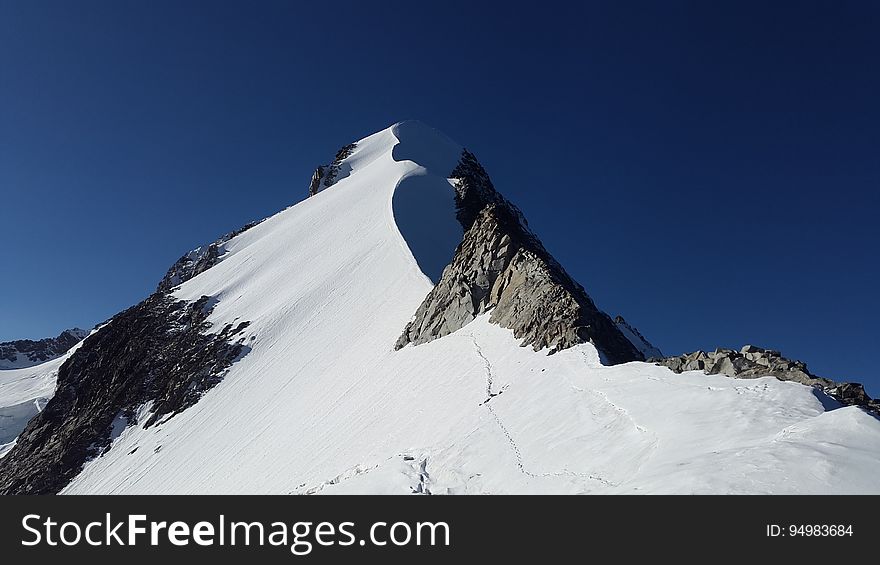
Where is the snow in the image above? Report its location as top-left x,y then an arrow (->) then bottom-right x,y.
616,319 -> 663,359
0,328 -> 90,370
0,351 -> 56,371
0,338 -> 87,458
14,120 -> 880,494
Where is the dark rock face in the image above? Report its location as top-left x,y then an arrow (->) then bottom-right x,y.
157,220 -> 261,293
0,294 -> 251,494
614,315 -> 663,359
1,218 -> 257,494
395,150 -> 644,364
826,383 -> 880,414
0,329 -> 90,369
308,143 -> 357,197
652,346 -> 878,417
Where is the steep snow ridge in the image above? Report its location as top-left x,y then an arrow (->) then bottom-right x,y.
59,122 -> 880,494
615,317 -> 663,359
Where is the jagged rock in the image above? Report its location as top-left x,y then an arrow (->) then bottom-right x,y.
828,383 -> 871,407
157,220 -> 261,293
308,143 -> 357,197
0,328 -> 90,370
653,347 -> 878,417
308,165 -> 326,196
614,316 -> 663,359
395,150 -> 643,364
0,294 -> 251,495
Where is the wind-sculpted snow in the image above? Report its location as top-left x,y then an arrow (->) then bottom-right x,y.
392,174 -> 462,283
389,121 -> 463,283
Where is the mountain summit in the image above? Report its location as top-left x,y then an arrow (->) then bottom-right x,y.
1,122 -> 879,495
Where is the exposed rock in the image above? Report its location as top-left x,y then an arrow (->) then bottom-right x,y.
651,347 -> 878,417
395,150 -> 643,364
0,328 -> 90,370
308,143 -> 357,197
157,220 -> 262,293
0,294 -> 251,495
614,315 -> 663,359
827,382 -> 878,412
308,165 -> 326,196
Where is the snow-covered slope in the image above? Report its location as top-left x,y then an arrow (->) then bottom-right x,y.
0,337 -> 89,458
0,328 -> 89,370
6,121 -> 880,494
615,316 -> 663,359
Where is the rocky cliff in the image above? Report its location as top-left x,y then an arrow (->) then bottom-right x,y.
395,150 -> 644,364
0,230 -> 255,494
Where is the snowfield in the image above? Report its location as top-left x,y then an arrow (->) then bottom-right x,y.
0,339 -> 87,458
7,121 -> 880,494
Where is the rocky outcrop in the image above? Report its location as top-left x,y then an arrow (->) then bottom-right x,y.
0,293 -> 251,494
827,382 -> 880,414
395,150 -> 643,364
157,220 -> 261,293
1,215 -> 260,493
308,143 -> 357,197
0,328 -> 90,370
651,345 -> 831,385
652,345 -> 879,416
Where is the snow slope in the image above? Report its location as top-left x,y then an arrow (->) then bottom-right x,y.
0,338 -> 88,458
51,121 -> 880,494
616,317 -> 663,359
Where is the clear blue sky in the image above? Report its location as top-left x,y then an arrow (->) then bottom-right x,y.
1,2 -> 878,393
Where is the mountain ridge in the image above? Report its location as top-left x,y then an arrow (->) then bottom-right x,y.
1,121 -> 878,495
0,329 -> 89,371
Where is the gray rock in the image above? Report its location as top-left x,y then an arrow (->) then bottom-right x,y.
652,346 -> 878,418
395,150 -> 643,364
157,220 -> 262,293
307,143 -> 357,197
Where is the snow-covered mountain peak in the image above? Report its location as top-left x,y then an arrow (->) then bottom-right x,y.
2,122 -> 879,495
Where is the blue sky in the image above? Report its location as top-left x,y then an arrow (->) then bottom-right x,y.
1,2 -> 878,393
